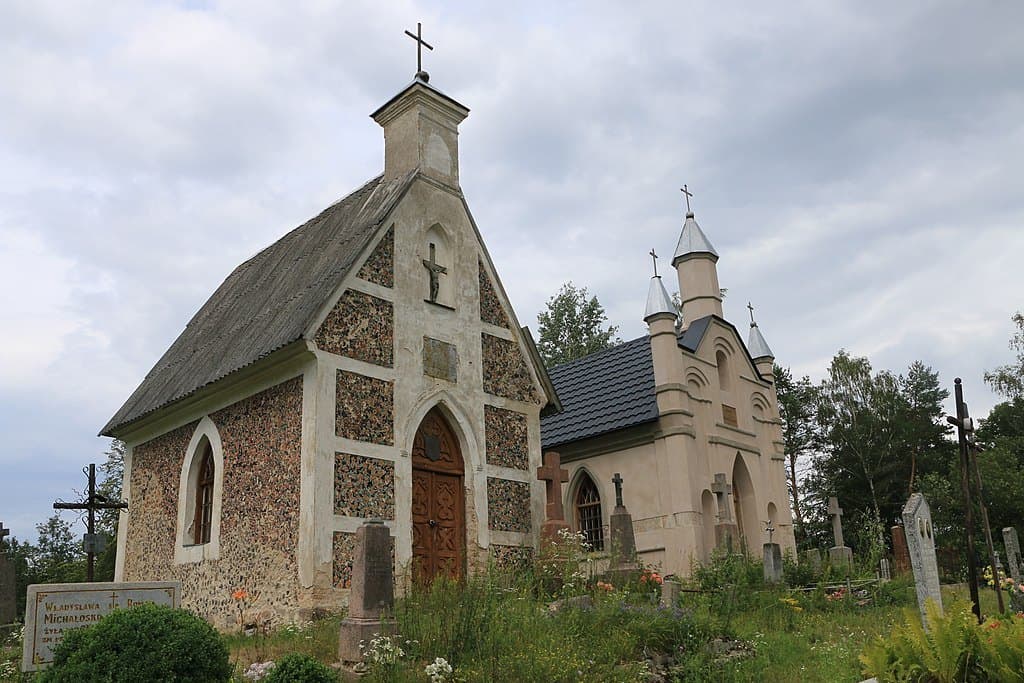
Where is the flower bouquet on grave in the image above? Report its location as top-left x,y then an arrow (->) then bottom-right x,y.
1000,577 -> 1024,612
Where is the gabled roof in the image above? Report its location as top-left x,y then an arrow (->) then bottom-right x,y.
541,336 -> 659,450
101,171 -> 416,436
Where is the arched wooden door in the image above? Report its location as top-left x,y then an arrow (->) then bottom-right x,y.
411,408 -> 466,582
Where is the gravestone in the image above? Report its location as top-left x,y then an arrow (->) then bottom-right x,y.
827,497 -> 853,570
891,525 -> 911,575
21,581 -> 180,672
763,520 -> 782,584
660,577 -> 681,608
902,493 -> 942,626
801,548 -> 822,573
711,473 -> 739,553
338,520 -> 395,664
536,451 -> 570,544
879,558 -> 891,582
607,473 -> 638,576
1003,527 -> 1022,583
0,522 -> 14,626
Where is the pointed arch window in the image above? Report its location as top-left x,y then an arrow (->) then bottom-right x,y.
192,444 -> 215,545
575,474 -> 604,551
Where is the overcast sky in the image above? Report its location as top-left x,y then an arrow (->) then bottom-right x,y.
2,1 -> 1022,542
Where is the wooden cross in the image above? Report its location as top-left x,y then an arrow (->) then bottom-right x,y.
536,451 -> 569,522
404,22 -> 434,74
680,184 -> 693,213
53,463 -> 128,582
421,242 -> 447,303
612,473 -> 624,508
649,249 -> 658,277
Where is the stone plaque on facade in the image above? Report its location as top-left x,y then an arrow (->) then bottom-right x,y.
423,337 -> 457,382
22,581 -> 180,672
901,493 -> 941,626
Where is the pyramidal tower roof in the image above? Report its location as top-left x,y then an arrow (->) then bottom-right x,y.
746,303 -> 774,359
644,275 -> 677,321
672,212 -> 718,264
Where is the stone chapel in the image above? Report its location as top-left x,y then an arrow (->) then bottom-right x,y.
540,209 -> 797,576
101,70 -> 557,627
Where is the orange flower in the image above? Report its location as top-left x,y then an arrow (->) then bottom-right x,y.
232,589 -> 249,601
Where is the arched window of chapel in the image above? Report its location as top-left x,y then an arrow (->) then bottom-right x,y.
574,473 -> 604,551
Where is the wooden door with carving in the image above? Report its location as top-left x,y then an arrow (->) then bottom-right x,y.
411,408 -> 466,582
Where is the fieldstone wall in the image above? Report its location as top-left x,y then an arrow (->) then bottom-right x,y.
332,530 -> 396,589
478,260 -> 510,329
336,370 -> 394,445
123,377 -> 303,629
490,544 -> 533,571
334,452 -> 395,519
314,290 -> 393,367
486,478 -> 532,533
484,405 -> 529,470
481,334 -> 537,403
356,226 -> 394,288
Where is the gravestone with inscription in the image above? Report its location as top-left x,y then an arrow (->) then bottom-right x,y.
338,519 -> 395,664
891,525 -> 911,575
763,521 -> 783,584
21,581 -> 180,672
902,493 -> 942,626
0,522 -> 14,626
607,473 -> 638,576
827,497 -> 853,570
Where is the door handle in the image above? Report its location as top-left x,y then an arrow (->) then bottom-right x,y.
428,519 -> 437,528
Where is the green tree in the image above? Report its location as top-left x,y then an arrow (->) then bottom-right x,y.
94,440 -> 126,581
31,515 -> 86,585
773,364 -> 818,546
536,282 -> 620,367
985,312 -> 1024,398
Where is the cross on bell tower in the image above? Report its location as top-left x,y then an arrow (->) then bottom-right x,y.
680,184 -> 694,214
404,22 -> 434,80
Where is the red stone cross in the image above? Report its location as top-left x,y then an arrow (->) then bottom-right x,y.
537,451 -> 569,521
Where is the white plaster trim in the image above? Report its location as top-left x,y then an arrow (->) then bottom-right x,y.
479,322 -> 514,340
297,365 -> 319,588
481,394 -> 542,413
486,464 -> 531,482
173,417 -> 225,564
113,444 -> 133,582
330,438 -> 401,462
348,278 -> 394,302
489,530 -> 532,546
333,516 -> 396,532
317,352 -> 396,382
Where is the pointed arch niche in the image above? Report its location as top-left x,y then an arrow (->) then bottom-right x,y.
174,417 -> 225,564
423,223 -> 455,308
731,452 -> 758,554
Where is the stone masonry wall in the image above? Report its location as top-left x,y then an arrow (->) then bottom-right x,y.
122,377 -> 303,630
484,405 -> 529,470
335,371 -> 394,445
356,226 -> 394,288
486,478 -> 532,533
314,290 -> 393,367
481,334 -> 538,403
334,452 -> 395,519
478,260 -> 510,329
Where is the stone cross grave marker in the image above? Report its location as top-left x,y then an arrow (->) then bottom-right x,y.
0,522 -> 14,626
537,451 -> 570,543
902,493 -> 942,626
711,473 -> 739,553
828,497 -> 853,569
1003,527 -> 1022,583
22,581 -> 180,672
338,520 -> 395,664
608,473 -> 638,575
763,520 -> 782,584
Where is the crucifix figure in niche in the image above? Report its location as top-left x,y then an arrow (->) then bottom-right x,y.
422,242 -> 447,304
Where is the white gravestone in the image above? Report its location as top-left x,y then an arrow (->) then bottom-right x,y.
22,581 -> 180,672
1003,527 -> 1022,583
901,494 -> 942,626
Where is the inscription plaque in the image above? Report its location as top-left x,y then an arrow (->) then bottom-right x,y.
22,581 -> 180,672
423,337 -> 457,382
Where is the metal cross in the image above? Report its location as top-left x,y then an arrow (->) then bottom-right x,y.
612,473 -> 624,508
0,522 -> 9,545
53,463 -> 128,582
421,242 -> 447,303
404,22 -> 434,74
747,302 -> 756,325
680,184 -> 693,213
764,519 -> 775,544
649,249 -> 658,277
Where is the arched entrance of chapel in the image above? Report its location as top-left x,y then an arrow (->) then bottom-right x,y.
731,453 -> 758,554
411,407 -> 466,582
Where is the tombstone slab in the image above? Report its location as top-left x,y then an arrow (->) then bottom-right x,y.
902,493 -> 942,626
763,543 -> 783,584
1003,527 -> 1022,583
829,545 -> 853,570
21,581 -> 180,672
801,549 -> 822,573
338,520 -> 395,664
891,525 -> 911,575
828,497 -> 853,570
607,474 -> 638,576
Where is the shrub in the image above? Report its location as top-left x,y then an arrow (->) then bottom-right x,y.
38,603 -> 231,683
263,653 -> 338,683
